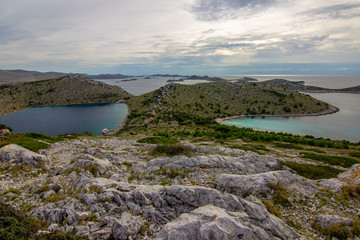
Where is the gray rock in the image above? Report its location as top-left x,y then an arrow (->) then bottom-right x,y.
215,170 -> 317,197
0,144 -> 48,167
75,225 -> 90,236
157,204 -> 298,240
314,214 -> 353,230
79,193 -> 98,205
89,228 -> 112,240
318,178 -> 344,193
42,190 -> 56,199
112,212 -> 143,240
339,164 -> 360,185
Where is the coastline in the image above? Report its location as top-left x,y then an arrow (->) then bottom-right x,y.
215,104 -> 339,125
115,103 -> 130,133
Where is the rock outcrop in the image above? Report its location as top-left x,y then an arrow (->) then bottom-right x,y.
1,137 -> 360,239
0,144 -> 48,167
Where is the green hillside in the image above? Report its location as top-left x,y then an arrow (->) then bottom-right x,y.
0,74 -> 132,115
126,81 -> 329,125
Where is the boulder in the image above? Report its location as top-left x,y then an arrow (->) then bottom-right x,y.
0,144 -> 48,167
215,170 -> 317,197
314,214 -> 353,230
157,204 -> 298,240
112,212 -> 143,240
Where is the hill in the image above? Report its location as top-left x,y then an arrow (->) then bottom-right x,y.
126,81 -> 329,125
0,69 -> 69,84
0,74 -> 132,116
260,79 -> 360,93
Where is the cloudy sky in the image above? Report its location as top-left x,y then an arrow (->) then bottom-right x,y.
1,0 -> 360,75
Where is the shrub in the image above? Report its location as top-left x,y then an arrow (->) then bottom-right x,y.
273,143 -> 304,150
283,161 -> 343,180
137,136 -> 177,144
261,199 -> 282,219
300,153 -> 359,168
267,183 -> 292,207
150,144 -> 194,157
0,202 -> 43,240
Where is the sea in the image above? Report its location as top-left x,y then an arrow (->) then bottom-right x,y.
0,103 -> 127,136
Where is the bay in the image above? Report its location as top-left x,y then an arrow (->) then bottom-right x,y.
0,103 -> 128,136
223,93 -> 360,142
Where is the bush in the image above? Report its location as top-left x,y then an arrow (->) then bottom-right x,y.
137,136 -> 177,144
283,161 -> 343,180
300,153 -> 359,168
0,124 -> 13,132
273,143 -> 304,150
151,144 -> 194,157
261,199 -> 282,219
267,183 -> 292,207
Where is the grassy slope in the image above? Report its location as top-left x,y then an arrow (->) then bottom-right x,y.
126,81 -> 328,125
0,75 -> 132,115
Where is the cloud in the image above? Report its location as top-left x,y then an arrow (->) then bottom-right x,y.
189,0 -> 277,21
300,3 -> 360,19
0,25 -> 33,43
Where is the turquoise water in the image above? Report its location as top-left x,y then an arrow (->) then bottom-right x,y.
0,103 -> 128,136
224,93 -> 360,142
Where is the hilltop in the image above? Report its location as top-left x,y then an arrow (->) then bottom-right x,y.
126,81 -> 330,126
0,74 -> 132,116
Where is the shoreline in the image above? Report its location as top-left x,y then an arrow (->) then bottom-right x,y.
215,104 -> 339,125
115,103 -> 130,133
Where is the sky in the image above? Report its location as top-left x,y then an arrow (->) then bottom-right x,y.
0,0 -> 360,75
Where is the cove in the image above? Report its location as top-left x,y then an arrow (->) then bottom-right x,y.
0,103 -> 128,136
223,93 -> 360,143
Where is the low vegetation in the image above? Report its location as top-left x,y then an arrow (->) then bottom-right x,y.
0,202 -> 87,240
283,161 -> 344,180
300,152 -> 359,168
150,144 -> 194,157
0,132 -> 78,152
126,81 -> 328,126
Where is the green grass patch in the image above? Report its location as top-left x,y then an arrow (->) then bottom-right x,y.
261,199 -> 282,219
349,152 -> 360,158
0,201 -> 88,239
300,152 -> 359,168
1,132 -> 78,152
283,161 -> 344,180
137,136 -> 178,144
304,148 -> 326,153
150,144 -> 194,157
273,143 -> 304,150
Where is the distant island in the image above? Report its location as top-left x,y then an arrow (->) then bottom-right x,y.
0,69 -> 68,83
260,79 -> 360,94
88,73 -> 129,79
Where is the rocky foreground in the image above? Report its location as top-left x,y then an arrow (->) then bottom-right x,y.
1,137 -> 360,239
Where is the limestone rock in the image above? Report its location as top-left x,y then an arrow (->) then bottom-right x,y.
157,205 -> 298,240
314,214 -> 353,230
112,212 -> 143,240
0,144 -> 48,167
215,170 -> 317,197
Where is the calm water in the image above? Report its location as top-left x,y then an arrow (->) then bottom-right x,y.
0,103 -> 128,136
224,93 -> 360,142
